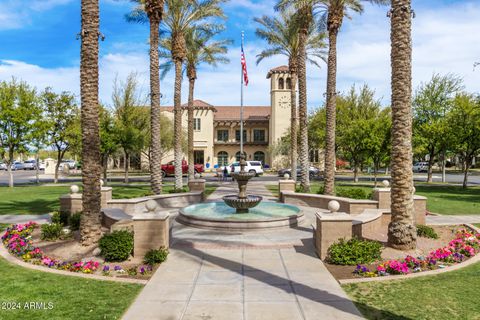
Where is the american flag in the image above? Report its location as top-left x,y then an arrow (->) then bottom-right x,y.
241,44 -> 249,86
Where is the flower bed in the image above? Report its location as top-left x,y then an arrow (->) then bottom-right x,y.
354,228 -> 480,277
1,222 -> 157,278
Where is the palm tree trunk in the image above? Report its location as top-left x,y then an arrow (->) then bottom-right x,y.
387,0 -> 416,250
173,59 -> 183,191
80,0 -> 102,246
187,76 -> 195,181
297,29 -> 310,192
149,16 -> 163,195
290,72 -> 298,183
324,27 -> 339,196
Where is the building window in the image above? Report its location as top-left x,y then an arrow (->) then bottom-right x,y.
278,78 -> 284,89
235,130 -> 247,142
218,151 -> 228,166
217,130 -> 229,142
286,78 -> 292,89
253,129 -> 265,142
194,118 -> 201,131
254,151 -> 265,163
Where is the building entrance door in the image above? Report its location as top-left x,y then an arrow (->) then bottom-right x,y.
194,150 -> 204,165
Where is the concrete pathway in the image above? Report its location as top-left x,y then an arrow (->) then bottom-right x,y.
427,214 -> 480,225
0,214 -> 50,225
122,246 -> 363,320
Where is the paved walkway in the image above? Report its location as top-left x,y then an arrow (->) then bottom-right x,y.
0,214 -> 51,224
427,214 -> 480,225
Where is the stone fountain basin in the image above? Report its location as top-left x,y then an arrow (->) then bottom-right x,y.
222,195 -> 262,212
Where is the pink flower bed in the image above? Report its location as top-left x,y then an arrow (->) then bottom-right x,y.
354,228 -> 480,277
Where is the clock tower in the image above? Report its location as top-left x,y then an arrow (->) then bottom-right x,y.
267,66 -> 293,146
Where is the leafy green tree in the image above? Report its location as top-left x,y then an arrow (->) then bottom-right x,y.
0,79 -> 42,187
99,106 -> 119,183
413,73 -> 463,182
448,93 -> 480,188
368,107 -> 391,185
42,88 -> 80,183
112,73 -> 149,183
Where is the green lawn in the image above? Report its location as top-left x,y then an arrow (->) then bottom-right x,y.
0,257 -> 142,320
343,262 -> 480,320
0,184 -> 218,215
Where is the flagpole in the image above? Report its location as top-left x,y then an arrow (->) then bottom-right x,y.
240,31 -> 244,157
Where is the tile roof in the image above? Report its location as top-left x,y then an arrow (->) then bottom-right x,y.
267,65 -> 290,78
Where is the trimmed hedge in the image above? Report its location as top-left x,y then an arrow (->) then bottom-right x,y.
417,225 -> 438,239
327,237 -> 383,265
98,230 -> 134,262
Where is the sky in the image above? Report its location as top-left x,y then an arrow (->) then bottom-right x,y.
0,0 -> 479,110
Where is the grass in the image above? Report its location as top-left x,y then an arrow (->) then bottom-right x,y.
343,262 -> 480,320
0,257 -> 142,320
0,184 -> 218,215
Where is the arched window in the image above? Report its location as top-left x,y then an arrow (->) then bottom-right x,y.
278,78 -> 284,89
235,151 -> 242,162
253,151 -> 265,163
218,151 -> 229,166
286,78 -> 292,89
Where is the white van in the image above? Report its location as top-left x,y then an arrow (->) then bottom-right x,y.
221,161 -> 264,177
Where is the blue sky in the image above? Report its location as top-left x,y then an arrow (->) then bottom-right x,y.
0,0 -> 479,109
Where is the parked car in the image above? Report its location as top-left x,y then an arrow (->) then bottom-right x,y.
61,160 -> 77,169
0,162 -> 7,170
413,162 -> 429,173
11,162 -> 24,171
221,161 -> 264,177
278,166 -> 320,179
22,160 -> 37,170
161,160 -> 204,178
38,162 -> 46,170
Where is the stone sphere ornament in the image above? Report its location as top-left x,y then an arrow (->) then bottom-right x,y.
70,185 -> 80,194
194,173 -> 201,179
100,179 -> 104,187
382,180 -> 390,188
284,173 -> 290,180
413,186 -> 416,194
328,200 -> 340,213
145,200 -> 158,213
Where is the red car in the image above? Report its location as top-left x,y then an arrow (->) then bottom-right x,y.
161,160 -> 204,178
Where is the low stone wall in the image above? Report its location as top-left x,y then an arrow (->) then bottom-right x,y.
352,210 -> 384,238
106,192 -> 203,216
281,191 -> 378,214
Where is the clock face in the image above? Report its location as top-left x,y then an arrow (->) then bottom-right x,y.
279,95 -> 290,109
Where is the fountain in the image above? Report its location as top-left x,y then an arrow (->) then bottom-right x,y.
222,155 -> 262,213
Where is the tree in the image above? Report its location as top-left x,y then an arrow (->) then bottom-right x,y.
99,106 -> 119,183
255,10 -> 327,183
127,0 -> 165,194
387,0 -> 416,250
0,79 -> 41,187
449,93 -> 480,189
160,26 -> 230,180
79,0 -> 103,246
413,74 -> 463,183
368,107 -> 391,186
112,74 -> 149,184
42,89 -> 80,183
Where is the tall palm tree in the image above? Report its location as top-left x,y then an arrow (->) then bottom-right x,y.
255,11 -> 327,184
159,27 -> 231,180
80,0 -> 102,246
387,0 -> 416,250
126,1 -> 164,195
276,0 -> 388,194
162,0 -> 226,190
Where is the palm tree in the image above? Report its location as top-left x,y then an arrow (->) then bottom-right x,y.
255,11 -> 327,184
162,0 -> 226,190
126,1 -> 164,195
387,0 -> 416,250
276,0 -> 388,194
160,27 -> 231,180
79,0 -> 102,246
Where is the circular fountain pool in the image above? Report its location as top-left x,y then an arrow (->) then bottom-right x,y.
178,201 -> 304,230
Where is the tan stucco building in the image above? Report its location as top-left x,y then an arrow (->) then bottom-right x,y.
160,66 -> 294,170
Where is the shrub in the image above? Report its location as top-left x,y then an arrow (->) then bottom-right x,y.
336,187 -> 373,200
41,223 -> 64,241
417,225 -> 438,239
51,211 -> 70,226
143,248 -> 169,265
327,237 -> 383,265
98,230 -> 134,262
69,213 -> 81,231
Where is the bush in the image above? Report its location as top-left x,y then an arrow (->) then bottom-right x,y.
69,213 -> 81,231
51,211 -> 70,226
41,223 -> 64,241
143,248 -> 169,265
336,187 -> 373,200
98,230 -> 134,262
417,225 -> 438,239
327,237 -> 383,265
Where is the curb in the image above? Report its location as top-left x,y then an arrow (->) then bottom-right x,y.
339,224 -> 480,285
0,245 -> 148,285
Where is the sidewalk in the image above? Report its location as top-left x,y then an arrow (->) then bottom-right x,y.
0,214 -> 50,225
427,214 -> 480,225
